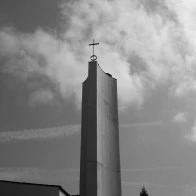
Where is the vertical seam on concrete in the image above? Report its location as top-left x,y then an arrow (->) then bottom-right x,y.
95,62 -> 98,195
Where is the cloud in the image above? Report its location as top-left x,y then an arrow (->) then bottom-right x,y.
121,167 -> 183,172
0,125 -> 80,143
122,180 -> 189,194
0,167 -> 79,183
185,117 -> 196,141
165,0 -> 196,96
185,185 -> 196,196
172,112 -> 188,124
0,27 -> 86,108
122,180 -> 173,188
1,0 -> 196,110
0,122 -> 165,143
185,128 -> 196,142
28,88 -> 55,106
120,121 -> 164,128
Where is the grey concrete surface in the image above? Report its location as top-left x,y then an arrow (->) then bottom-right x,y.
80,61 -> 121,196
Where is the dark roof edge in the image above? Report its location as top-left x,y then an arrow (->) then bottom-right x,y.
0,180 -> 70,196
59,185 -> 70,196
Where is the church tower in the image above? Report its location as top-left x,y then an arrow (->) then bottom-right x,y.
80,40 -> 121,196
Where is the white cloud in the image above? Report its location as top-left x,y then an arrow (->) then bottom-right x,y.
1,0 -> 196,109
185,117 -> 196,141
120,121 -> 164,128
0,125 -> 80,143
165,0 -> 196,96
185,127 -> 196,142
172,112 -> 188,123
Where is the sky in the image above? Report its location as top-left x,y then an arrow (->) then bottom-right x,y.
1,0 -> 196,195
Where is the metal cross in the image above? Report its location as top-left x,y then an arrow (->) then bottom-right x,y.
89,39 -> 99,61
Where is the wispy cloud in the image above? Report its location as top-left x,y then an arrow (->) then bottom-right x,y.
122,180 -> 186,189
121,167 -> 183,172
0,125 -> 80,143
120,121 -> 164,128
185,128 -> 196,142
0,122 -> 166,143
184,117 -> 196,142
28,88 -> 55,106
122,180 -> 196,196
172,112 -> 188,124
0,167 -> 79,183
122,180 -> 167,187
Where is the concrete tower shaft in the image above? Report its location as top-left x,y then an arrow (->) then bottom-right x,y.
80,61 -> 121,196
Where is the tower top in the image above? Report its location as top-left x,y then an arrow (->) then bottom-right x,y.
89,39 -> 99,61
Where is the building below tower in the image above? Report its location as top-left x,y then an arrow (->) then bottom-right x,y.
0,180 -> 70,196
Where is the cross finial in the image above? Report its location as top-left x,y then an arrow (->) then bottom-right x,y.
89,39 -> 99,61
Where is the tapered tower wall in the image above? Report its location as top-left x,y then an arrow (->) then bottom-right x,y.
80,61 -> 121,196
